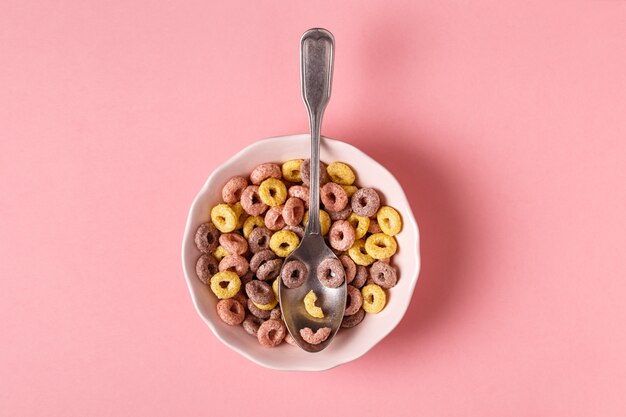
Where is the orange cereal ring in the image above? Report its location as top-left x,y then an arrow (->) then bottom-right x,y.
216,298 -> 245,325
257,319 -> 286,347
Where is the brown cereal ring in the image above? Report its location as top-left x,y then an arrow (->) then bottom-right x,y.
218,254 -> 249,277
299,327 -> 331,345
257,319 -> 286,347
283,225 -> 304,239
221,176 -> 248,204
368,219 -> 383,234
264,205 -> 286,231
194,222 -> 220,253
283,197 -> 305,226
245,280 -> 274,305
281,259 -> 308,289
369,261 -> 398,289
327,206 -> 352,221
243,215 -> 264,239
317,257 -> 345,288
257,258 -> 283,281
351,188 -> 381,218
339,255 -> 356,284
195,254 -> 219,284
270,308 -> 281,320
320,182 -> 348,212
344,285 -> 363,316
232,290 -> 248,307
341,308 -> 365,328
218,233 -> 248,255
240,270 -> 255,285
242,314 -> 264,336
240,185 -> 268,216
248,227 -> 272,254
284,333 -> 298,346
250,163 -> 282,185
249,249 -> 277,273
328,220 -> 356,252
216,298 -> 245,326
248,298 -> 271,319
288,185 -> 310,208
300,159 -> 330,186
352,265 -> 369,288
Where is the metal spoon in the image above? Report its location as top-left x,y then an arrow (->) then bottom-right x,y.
278,28 -> 347,352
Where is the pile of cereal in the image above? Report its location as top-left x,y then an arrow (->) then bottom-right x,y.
193,159 -> 402,348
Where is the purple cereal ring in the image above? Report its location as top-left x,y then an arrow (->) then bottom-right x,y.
222,176 -> 248,204
351,188 -> 381,218
232,290 -> 248,307
194,222 -> 220,253
284,333 -> 298,346
299,327 -> 331,345
264,205 -> 286,231
245,280 -> 274,304
320,182 -> 348,212
344,285 -> 363,316
281,259 -> 308,289
339,255 -> 356,284
249,249 -> 277,273
248,227 -> 272,253
270,308 -> 281,320
241,185 -> 268,216
218,254 -> 249,277
250,163 -> 282,185
248,298 -> 271,319
283,197 -> 305,226
283,225 -> 304,239
300,159 -> 330,186
328,220 -> 356,252
257,319 -> 286,347
216,298 -> 245,326
242,314 -> 264,337
368,219 -> 382,234
317,257 -> 345,288
257,258 -> 283,281
195,254 -> 219,284
218,233 -> 248,255
240,270 -> 254,285
341,308 -> 365,328
352,265 -> 368,288
327,206 -> 352,221
288,185 -> 310,208
369,261 -> 398,289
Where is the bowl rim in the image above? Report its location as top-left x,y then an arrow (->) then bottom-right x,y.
181,134 -> 421,371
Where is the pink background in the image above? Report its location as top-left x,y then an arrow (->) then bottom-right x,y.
2,1 -> 626,415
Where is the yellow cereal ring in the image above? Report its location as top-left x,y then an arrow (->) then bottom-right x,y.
212,245 -> 229,261
231,202 -> 248,229
362,284 -> 386,313
302,209 -> 331,235
365,233 -> 398,259
269,230 -> 300,257
377,206 -> 402,236
282,159 -> 304,182
327,162 -> 356,185
210,270 -> 241,299
347,212 -> 370,239
304,290 -> 324,318
253,279 -> 279,310
348,239 -> 375,266
340,185 -> 358,197
243,215 -> 265,238
258,178 -> 287,207
210,203 -> 238,233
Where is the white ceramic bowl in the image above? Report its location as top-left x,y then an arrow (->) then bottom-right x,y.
182,134 -> 420,371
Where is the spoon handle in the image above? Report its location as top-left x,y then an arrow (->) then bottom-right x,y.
300,28 -> 334,235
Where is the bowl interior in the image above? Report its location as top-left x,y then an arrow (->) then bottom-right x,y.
182,134 -> 420,371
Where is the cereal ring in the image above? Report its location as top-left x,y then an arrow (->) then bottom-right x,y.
317,257 -> 345,288
284,333 -> 298,346
351,188 -> 381,218
212,245 -> 229,261
326,162 -> 356,185
219,233 -> 248,255
250,163 -> 282,185
348,239 -> 375,266
258,178 -> 287,207
304,290 -> 324,318
264,205 -> 286,231
377,206 -> 403,236
218,254 -> 249,277
210,204 -> 238,233
216,298 -> 245,325
327,206 -> 352,221
269,230 -> 300,257
231,202 -> 248,229
270,308 -> 281,320
232,290 -> 248,307
256,258 -> 283,281
194,222 -> 220,253
344,285 -> 363,316
257,319 -> 286,347
328,220 -> 356,252
362,284 -> 386,313
281,259 -> 308,289
364,233 -> 398,260
300,327 -> 331,345
368,219 -> 382,234
253,297 -> 278,311
209,271 -> 241,299
243,215 -> 264,239
283,225 -> 304,239
339,255 -> 356,284
242,314 -> 264,336
283,197 -> 305,226
347,212 -> 370,239
340,185 -> 358,197
300,159 -> 330,186
195,254 -> 219,284
248,298 -> 271,319
240,270 -> 254,285
341,308 -> 365,328
248,226 -> 272,254
288,185 -> 310,208
320,182 -> 348,212
369,261 -> 398,289
222,176 -> 248,204
249,249 -> 277,273
302,209 -> 331,236
282,159 -> 304,182
240,185 -> 268,216
245,280 -> 274,305
352,265 -> 368,288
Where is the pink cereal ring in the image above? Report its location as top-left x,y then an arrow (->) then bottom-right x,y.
328,220 -> 356,252
241,185 -> 268,216
288,185 -> 310,208
284,333 -> 298,346
257,319 -> 287,347
283,197 -> 305,226
351,188 -> 381,218
339,255 -> 357,284
344,285 -> 363,316
242,314 -> 264,337
222,176 -> 249,204
299,327 -> 331,345
218,254 -> 249,277
300,159 -> 330,186
264,205 -> 286,231
368,219 -> 383,234
216,298 -> 245,326
250,163 -> 282,185
320,182 -> 348,212
328,206 -> 352,221
218,233 -> 248,255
